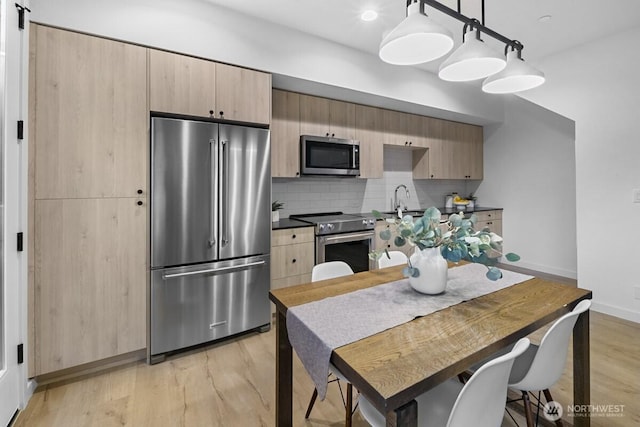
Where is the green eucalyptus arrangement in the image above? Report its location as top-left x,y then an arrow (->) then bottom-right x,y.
369,207 -> 520,281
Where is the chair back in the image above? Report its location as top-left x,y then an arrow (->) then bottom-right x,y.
447,338 -> 531,427
509,299 -> 591,391
311,261 -> 354,282
377,251 -> 408,269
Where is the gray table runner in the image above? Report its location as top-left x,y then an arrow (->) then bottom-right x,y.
286,263 -> 533,399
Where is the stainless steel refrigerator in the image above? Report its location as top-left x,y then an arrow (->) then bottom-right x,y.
150,116 -> 271,362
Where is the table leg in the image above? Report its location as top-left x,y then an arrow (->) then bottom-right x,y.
276,310 -> 293,426
386,399 -> 417,427
573,308 -> 590,427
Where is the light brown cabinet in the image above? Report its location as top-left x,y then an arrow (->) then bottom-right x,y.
300,94 -> 356,139
271,90 -> 484,181
474,210 -> 502,236
29,25 -> 148,375
271,89 -> 301,177
149,49 -> 271,124
271,227 -> 315,290
33,25 -> 147,199
33,198 -> 147,375
355,105 -> 384,179
425,120 -> 483,180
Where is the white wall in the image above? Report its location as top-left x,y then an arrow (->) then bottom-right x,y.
29,0 -> 504,125
519,26 -> 640,322
478,97 -> 576,278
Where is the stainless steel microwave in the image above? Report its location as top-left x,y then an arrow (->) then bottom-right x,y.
300,135 -> 360,176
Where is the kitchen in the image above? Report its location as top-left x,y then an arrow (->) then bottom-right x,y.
2,0 -> 640,426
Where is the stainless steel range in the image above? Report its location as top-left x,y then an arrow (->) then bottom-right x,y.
290,212 -> 376,273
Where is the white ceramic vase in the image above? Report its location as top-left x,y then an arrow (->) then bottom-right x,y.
408,247 -> 448,294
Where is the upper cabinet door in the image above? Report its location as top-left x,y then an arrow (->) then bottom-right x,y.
149,50 -> 271,125
33,26 -> 147,199
149,49 -> 216,118
328,99 -> 356,139
355,105 -> 384,179
215,62 -> 271,125
382,109 -> 408,146
271,90 -> 301,178
300,94 -> 330,136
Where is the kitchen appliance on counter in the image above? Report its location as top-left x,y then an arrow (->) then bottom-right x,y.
149,116 -> 271,363
290,212 -> 376,272
300,135 -> 360,176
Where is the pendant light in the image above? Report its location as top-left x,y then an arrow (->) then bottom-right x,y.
482,48 -> 545,94
438,22 -> 506,82
379,0 -> 454,65
380,0 -> 545,94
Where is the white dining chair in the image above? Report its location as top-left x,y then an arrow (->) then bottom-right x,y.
311,260 -> 354,282
377,250 -> 408,269
506,299 -> 592,427
358,338 -> 531,427
305,261 -> 356,426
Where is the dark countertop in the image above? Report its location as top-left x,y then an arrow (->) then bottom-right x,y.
272,207 -> 504,229
363,206 -> 503,218
271,218 -> 313,230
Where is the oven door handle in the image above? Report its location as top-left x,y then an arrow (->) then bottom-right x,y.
321,231 -> 375,243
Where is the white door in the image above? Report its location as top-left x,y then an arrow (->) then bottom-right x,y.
0,1 -> 26,425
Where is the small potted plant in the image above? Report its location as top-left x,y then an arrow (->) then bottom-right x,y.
272,200 -> 284,222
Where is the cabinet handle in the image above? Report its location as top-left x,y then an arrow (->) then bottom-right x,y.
209,110 -> 214,118
292,234 -> 296,239
296,172 -> 300,176
219,111 -> 224,118
331,133 -> 335,138
431,174 -> 434,178
326,132 -> 330,137
137,200 -> 143,206
292,259 -> 297,263
137,189 -> 143,194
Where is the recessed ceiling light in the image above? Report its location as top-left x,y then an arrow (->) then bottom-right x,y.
538,15 -> 552,23
361,10 -> 378,22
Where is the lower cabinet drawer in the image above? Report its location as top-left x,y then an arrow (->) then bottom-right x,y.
271,242 -> 314,280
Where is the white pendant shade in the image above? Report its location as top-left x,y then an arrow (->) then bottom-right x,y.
379,2 -> 454,65
438,34 -> 506,82
482,51 -> 545,93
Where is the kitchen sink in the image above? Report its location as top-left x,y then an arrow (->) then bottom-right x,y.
381,209 -> 426,217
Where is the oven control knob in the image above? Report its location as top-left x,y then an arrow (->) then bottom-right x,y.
319,224 -> 325,232
368,219 -> 375,226
328,223 -> 334,230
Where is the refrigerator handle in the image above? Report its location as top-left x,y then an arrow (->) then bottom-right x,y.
220,140 -> 230,247
208,139 -> 217,248
162,260 -> 266,279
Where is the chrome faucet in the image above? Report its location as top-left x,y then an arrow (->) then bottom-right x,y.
394,184 -> 410,210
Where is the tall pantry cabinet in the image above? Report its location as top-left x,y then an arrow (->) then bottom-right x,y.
29,25 -> 147,375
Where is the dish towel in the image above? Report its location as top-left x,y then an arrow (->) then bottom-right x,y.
286,263 -> 533,399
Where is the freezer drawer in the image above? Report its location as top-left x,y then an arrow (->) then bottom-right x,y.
150,255 -> 270,357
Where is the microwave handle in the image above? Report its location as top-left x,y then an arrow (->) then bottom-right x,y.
353,146 -> 359,170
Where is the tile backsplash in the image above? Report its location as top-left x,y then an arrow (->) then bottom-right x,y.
272,147 -> 477,218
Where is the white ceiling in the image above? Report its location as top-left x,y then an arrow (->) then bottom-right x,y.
203,0 -> 640,71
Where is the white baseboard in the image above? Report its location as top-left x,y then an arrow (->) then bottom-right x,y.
591,301 -> 640,324
20,378 -> 38,409
504,260 -> 577,280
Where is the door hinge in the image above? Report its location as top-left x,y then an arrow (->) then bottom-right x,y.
17,232 -> 24,252
17,344 -> 24,364
17,120 -> 24,140
15,3 -> 31,30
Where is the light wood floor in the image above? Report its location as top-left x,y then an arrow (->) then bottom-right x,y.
13,311 -> 640,427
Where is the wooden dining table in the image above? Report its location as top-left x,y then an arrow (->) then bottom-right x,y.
269,264 -> 592,427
